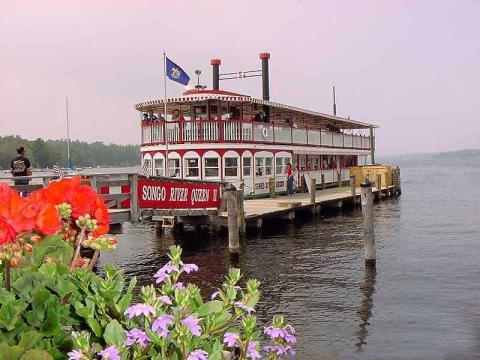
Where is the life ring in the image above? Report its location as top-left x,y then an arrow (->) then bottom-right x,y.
262,127 -> 269,138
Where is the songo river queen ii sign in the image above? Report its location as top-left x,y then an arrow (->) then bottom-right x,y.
137,178 -> 222,209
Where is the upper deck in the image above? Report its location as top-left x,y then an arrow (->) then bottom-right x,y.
136,90 -> 374,151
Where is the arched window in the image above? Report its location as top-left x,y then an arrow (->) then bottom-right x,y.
167,152 -> 181,178
203,151 -> 220,179
153,152 -> 165,177
223,150 -> 240,178
183,151 -> 200,179
142,153 -> 152,177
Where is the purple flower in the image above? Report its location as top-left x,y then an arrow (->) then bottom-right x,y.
247,341 -> 261,359
234,301 -> 255,314
181,315 -> 202,336
124,303 -> 156,319
187,349 -> 208,360
284,333 -> 297,344
264,344 -> 295,357
152,314 -> 174,338
211,291 -> 220,300
159,295 -> 172,305
223,332 -> 239,347
264,326 -> 285,339
98,346 -> 120,360
180,261 -> 199,273
125,328 -> 149,348
67,350 -> 83,360
175,282 -> 185,289
154,261 -> 179,283
286,324 -> 296,334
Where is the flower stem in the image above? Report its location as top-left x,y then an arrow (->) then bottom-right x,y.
87,249 -> 100,271
69,227 -> 86,272
4,261 -> 11,291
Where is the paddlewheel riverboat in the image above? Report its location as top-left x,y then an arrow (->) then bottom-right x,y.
135,53 -> 376,197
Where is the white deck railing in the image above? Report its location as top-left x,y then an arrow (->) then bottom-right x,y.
142,120 -> 371,150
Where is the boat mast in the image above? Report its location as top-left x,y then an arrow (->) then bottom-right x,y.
66,96 -> 71,169
163,51 -> 169,176
333,85 -> 337,116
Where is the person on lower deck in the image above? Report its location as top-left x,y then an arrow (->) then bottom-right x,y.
286,163 -> 294,196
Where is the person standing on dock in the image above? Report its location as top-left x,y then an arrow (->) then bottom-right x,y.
286,163 -> 294,196
10,146 -> 31,186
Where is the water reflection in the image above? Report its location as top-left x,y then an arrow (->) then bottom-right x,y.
355,266 -> 376,350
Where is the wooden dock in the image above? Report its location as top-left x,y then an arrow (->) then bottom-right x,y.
215,185 -> 399,228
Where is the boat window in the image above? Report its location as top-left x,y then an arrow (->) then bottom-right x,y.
194,106 -> 207,120
168,159 -> 180,177
154,158 -> 164,177
255,157 -> 264,176
204,157 -> 219,177
185,158 -> 199,178
225,157 -> 238,177
210,104 -> 219,120
142,159 -> 152,176
243,157 -> 252,177
276,156 -> 291,175
265,157 -> 273,176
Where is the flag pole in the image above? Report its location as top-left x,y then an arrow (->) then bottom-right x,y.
163,51 -> 169,177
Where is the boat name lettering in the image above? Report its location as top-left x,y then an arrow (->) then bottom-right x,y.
142,185 -> 167,201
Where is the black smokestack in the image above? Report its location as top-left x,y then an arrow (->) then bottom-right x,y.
259,52 -> 270,100
260,53 -> 270,121
211,58 -> 221,90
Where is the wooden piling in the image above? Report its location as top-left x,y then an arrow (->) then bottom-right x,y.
360,179 -> 376,267
269,178 -> 276,198
350,175 -> 356,196
225,183 -> 240,254
376,174 -> 382,192
236,189 -> 246,236
129,174 -> 139,223
310,177 -> 316,204
337,171 -> 342,188
321,173 -> 325,190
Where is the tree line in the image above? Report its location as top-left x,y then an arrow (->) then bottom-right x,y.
0,135 -> 140,169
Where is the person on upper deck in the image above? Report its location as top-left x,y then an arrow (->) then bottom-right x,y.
142,113 -> 149,122
11,146 -> 31,186
172,109 -> 184,122
148,110 -> 158,122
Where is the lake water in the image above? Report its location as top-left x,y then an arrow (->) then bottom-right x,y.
100,159 -> 480,359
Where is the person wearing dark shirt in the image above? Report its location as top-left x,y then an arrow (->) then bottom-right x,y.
10,146 -> 32,186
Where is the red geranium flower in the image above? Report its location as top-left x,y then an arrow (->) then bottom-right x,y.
0,218 -> 16,246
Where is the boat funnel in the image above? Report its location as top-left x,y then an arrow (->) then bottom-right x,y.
210,58 -> 221,90
259,52 -> 270,101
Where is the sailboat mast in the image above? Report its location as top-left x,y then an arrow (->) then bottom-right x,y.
66,97 -> 71,169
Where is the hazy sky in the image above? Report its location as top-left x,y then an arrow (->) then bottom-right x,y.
1,0 -> 479,155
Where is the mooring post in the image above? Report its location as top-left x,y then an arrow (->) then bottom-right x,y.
376,173 -> 382,200
268,177 -> 276,198
310,177 -> 316,204
321,173 -> 325,190
42,177 -> 50,188
361,179 -> 376,267
236,188 -> 246,237
350,175 -> 356,196
337,171 -> 342,188
225,183 -> 240,254
129,174 -> 139,223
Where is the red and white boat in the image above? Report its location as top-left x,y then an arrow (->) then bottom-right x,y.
135,53 -> 375,196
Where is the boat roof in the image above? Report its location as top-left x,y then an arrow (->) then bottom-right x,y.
134,89 -> 377,129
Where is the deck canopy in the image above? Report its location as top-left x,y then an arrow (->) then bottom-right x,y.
135,90 -> 376,130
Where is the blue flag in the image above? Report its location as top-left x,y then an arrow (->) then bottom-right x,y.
166,57 -> 190,85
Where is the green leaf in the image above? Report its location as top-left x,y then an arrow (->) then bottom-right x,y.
19,331 -> 44,350
103,320 -> 125,347
40,308 -> 61,337
0,288 -> 15,305
0,343 -> 23,360
0,302 -> 22,331
32,289 -> 52,310
195,300 -> 224,317
19,349 -> 54,360
116,276 -> 137,315
86,317 -> 103,337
